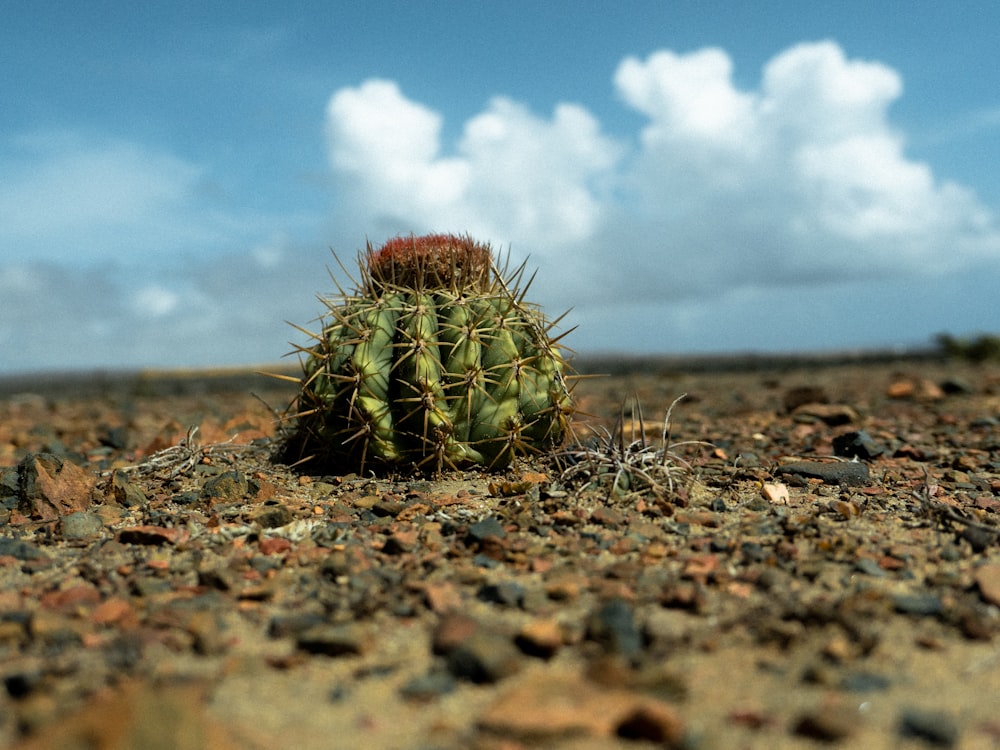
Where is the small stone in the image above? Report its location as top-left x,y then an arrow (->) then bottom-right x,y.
898,707 -> 959,747
792,403 -> 858,426
250,501 -> 293,529
432,613 -> 479,655
783,386 -> 829,412
515,619 -> 564,659
761,482 -> 789,504
839,671 -> 891,692
959,525 -> 995,553
615,701 -> 685,746
446,628 -> 522,684
200,471 -> 249,502
399,669 -> 457,702
117,525 -> 188,546
854,557 -> 887,578
776,460 -> 869,486
0,537 -> 47,561
381,528 -> 419,555
832,430 -> 886,459
940,377 -> 973,394
59,511 -> 105,541
268,612 -> 325,639
107,470 -> 147,507
296,623 -> 371,657
258,536 -> 291,556
793,704 -> 858,741
893,593 -> 944,616
467,516 -> 506,542
477,581 -> 525,608
479,674 -> 640,739
586,598 -> 642,658
974,564 -> 1000,607
423,582 -> 463,614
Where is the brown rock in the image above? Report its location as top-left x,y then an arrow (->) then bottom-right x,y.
792,402 -> 858,425
480,673 -> 631,738
515,619 -> 564,659
17,453 -> 96,521
974,564 -> 1000,607
480,672 -> 681,742
616,700 -> 685,746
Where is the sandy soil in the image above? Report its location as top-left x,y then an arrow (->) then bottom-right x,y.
1,355 -> 999,749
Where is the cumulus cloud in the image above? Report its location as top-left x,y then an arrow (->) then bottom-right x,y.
324,41 -> 1000,315
326,79 -> 622,249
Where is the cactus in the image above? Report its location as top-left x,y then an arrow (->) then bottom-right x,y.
285,233 -> 574,472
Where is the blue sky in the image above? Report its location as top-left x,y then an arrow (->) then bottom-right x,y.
3,1 -> 999,374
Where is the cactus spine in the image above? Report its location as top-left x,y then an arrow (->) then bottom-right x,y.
289,234 -> 573,472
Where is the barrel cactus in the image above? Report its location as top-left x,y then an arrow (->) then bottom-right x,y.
285,233 -> 574,472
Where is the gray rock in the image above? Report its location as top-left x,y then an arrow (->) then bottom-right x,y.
898,707 -> 959,747
59,511 -> 105,541
446,628 -> 522,684
833,430 -> 885,459
776,460 -> 870,486
586,598 -> 642,658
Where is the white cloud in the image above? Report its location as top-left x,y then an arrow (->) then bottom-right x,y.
325,79 -> 622,248
323,40 -> 1000,314
131,284 -> 181,317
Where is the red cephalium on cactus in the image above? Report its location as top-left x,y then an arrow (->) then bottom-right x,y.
281,233 -> 575,473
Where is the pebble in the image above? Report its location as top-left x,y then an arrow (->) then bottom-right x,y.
586,598 -> 642,658
615,701 -> 685,745
776,460 -> 870,486
792,403 -> 858,426
793,704 -> 858,741
108,471 -> 147,507
892,593 -> 944,616
477,581 -> 525,608
0,537 -> 47,561
467,516 -> 506,541
445,627 -> 522,684
398,669 -> 457,702
59,511 -> 105,541
833,430 -> 886,459
515,619 -> 563,659
200,471 -> 249,502
479,673 -> 646,739
974,564 -> 1000,607
296,623 -> 371,657
898,707 -> 959,747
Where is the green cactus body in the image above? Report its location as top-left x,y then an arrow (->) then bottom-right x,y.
291,234 -> 573,472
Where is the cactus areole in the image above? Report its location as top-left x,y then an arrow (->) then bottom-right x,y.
289,234 -> 574,472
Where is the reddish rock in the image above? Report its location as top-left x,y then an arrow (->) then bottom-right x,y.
423,581 -> 463,614
17,453 -> 97,521
258,537 -> 292,556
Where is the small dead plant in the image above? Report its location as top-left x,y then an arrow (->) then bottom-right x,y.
557,394 -> 710,501
103,426 -> 250,481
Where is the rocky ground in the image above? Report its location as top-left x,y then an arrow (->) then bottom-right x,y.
1,355 -> 999,749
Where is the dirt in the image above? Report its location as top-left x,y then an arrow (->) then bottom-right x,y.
1,356 -> 999,749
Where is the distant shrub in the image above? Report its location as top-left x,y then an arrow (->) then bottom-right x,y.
935,332 -> 1000,362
